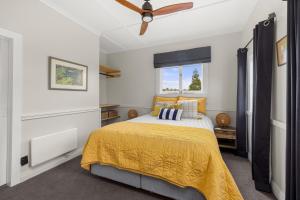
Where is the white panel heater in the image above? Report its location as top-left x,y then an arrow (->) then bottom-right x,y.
31,128 -> 78,166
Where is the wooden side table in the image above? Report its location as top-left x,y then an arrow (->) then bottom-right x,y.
214,126 -> 237,149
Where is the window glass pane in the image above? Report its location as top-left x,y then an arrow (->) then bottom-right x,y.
161,67 -> 179,93
182,64 -> 203,92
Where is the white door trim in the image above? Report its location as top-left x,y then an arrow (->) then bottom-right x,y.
0,28 -> 23,186
0,36 -> 9,187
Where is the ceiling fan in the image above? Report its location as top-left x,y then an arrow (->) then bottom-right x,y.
116,0 -> 194,35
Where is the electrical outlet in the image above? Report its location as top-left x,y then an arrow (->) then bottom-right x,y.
20,156 -> 29,166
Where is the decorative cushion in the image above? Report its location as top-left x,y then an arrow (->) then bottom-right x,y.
152,103 -> 183,116
155,102 -> 175,107
178,97 -> 207,114
151,105 -> 162,116
158,108 -> 183,121
151,102 -> 173,117
177,100 -> 198,119
196,112 -> 205,120
168,103 -> 183,110
152,96 -> 178,111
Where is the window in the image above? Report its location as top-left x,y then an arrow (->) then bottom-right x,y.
161,67 -> 180,94
158,63 -> 207,95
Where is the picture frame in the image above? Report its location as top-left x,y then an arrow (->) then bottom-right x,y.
48,57 -> 88,91
276,36 -> 287,67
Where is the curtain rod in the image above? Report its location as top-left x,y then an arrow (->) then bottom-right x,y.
243,12 -> 276,49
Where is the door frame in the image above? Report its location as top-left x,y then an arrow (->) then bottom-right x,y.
0,35 -> 10,187
0,28 -> 23,186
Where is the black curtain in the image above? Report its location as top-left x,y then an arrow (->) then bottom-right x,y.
252,18 -> 275,192
286,0 -> 300,199
236,48 -> 248,158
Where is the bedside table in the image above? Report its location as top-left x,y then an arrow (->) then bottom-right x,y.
214,126 -> 237,149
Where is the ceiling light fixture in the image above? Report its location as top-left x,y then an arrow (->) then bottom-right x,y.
142,12 -> 153,23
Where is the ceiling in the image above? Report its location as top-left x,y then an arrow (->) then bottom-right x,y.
41,0 -> 259,54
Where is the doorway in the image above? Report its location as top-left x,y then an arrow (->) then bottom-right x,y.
0,28 -> 23,187
0,36 -> 9,186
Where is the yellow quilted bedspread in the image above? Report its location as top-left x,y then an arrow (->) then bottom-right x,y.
81,122 -> 243,200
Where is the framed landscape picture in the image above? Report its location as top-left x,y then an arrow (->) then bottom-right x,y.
276,36 -> 287,67
49,57 -> 88,91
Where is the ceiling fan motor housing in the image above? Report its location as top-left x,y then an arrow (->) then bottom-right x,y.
142,0 -> 152,11
142,0 -> 153,23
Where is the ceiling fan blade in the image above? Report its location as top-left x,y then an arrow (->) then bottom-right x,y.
152,2 -> 193,16
116,0 -> 144,14
140,21 -> 148,35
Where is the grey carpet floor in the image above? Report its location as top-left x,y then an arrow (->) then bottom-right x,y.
0,153 -> 276,200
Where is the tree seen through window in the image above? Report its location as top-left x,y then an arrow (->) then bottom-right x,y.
161,64 -> 203,93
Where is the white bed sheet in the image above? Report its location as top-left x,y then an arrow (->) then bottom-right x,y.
129,114 -> 214,132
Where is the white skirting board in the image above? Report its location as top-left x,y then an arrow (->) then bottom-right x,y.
21,147 -> 82,182
31,128 -> 78,166
272,180 -> 285,200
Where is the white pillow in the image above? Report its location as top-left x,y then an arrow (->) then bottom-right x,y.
177,100 -> 198,119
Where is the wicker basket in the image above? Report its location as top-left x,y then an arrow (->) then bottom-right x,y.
216,113 -> 231,127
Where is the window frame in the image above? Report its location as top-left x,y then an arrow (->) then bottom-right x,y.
156,63 -> 208,97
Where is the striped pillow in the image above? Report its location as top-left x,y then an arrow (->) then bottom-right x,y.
158,108 -> 183,121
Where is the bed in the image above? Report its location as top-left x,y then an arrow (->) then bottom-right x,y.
81,114 -> 243,200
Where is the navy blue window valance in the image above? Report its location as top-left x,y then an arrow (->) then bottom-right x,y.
154,46 -> 211,68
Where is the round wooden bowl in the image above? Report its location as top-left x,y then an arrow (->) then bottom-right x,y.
216,113 -> 231,127
128,109 -> 138,119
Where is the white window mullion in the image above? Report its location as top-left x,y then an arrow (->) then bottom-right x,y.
159,68 -> 163,94
179,66 -> 183,94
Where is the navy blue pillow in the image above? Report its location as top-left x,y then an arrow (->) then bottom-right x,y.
158,108 -> 183,121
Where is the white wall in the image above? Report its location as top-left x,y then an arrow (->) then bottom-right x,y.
99,51 -> 108,104
106,32 -> 242,124
0,0 -> 99,182
241,1 -> 287,199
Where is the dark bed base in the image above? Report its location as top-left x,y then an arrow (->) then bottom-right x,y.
91,164 -> 206,200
